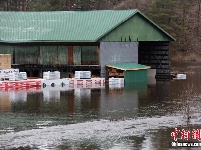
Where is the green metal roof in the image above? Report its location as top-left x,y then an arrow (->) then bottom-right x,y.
106,63 -> 151,71
0,10 -> 175,43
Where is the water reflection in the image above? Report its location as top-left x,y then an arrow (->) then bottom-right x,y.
0,83 -> 149,120
100,82 -> 148,120
0,92 -> 11,112
1,71 -> 201,149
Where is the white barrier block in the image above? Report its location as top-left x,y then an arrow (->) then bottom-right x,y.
8,73 -> 15,81
41,78 -> 70,86
109,78 -> 124,85
43,71 -> 60,79
62,78 -> 70,85
75,71 -> 91,79
176,74 -> 186,79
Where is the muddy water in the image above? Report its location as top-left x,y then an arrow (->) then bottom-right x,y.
0,69 -> 201,149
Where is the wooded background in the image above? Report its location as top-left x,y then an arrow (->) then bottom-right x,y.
1,0 -> 201,61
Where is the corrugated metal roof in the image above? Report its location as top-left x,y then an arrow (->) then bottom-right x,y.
106,63 -> 150,71
0,10 -> 175,43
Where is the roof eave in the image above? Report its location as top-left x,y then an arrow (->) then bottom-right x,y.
106,64 -> 151,71
0,40 -> 97,43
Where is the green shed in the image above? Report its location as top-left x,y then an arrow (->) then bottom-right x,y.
106,63 -> 150,84
0,10 -> 174,79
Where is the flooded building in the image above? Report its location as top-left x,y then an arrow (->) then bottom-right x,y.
0,10 -> 175,79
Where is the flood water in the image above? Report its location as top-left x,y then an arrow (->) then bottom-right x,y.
1,65 -> 201,149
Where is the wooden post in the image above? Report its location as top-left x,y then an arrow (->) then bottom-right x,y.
96,45 -> 100,65
68,46 -> 73,65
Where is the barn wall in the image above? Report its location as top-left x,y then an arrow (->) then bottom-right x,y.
99,14 -> 172,42
0,45 -> 99,66
100,42 -> 139,78
138,42 -> 170,78
0,45 -> 14,63
15,46 -> 39,64
0,45 -> 68,65
58,46 -> 68,65
73,46 -> 81,65
81,46 -> 98,65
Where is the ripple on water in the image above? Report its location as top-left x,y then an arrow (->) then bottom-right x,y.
0,115 -> 188,149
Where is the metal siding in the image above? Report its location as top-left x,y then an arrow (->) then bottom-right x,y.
0,45 -> 14,63
100,42 -> 138,77
0,10 -> 137,42
58,46 -> 68,65
124,70 -> 148,84
15,46 -> 39,64
100,14 -> 171,42
0,10 -> 174,42
15,47 -> 23,64
81,46 -> 98,65
124,81 -> 148,91
73,46 -> 81,65
0,45 -> 14,54
39,46 -> 57,65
